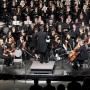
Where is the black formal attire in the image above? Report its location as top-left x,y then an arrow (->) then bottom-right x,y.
76,45 -> 88,61
29,35 -> 35,55
35,30 -> 47,63
67,38 -> 74,50
73,44 -> 88,70
16,40 -> 23,49
71,30 -> 79,40
0,45 -> 3,57
55,43 -> 66,55
3,52 -> 12,67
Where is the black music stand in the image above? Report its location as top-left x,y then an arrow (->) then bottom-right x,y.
59,53 -> 67,69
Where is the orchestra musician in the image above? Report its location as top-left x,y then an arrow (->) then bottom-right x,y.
63,33 -> 73,55
0,40 -> 3,57
3,45 -> 12,67
71,40 -> 88,70
66,33 -> 74,50
55,38 -> 66,58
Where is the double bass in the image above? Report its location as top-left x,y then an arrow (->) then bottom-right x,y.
68,44 -> 80,62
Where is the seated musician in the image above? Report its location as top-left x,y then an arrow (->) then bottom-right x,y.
73,40 -> 88,70
0,41 -> 3,57
55,38 -> 66,55
2,46 -> 12,67
63,40 -> 72,55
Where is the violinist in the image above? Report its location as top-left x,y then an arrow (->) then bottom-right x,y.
3,45 -> 12,66
72,40 -> 88,70
55,38 -> 66,57
16,35 -> 24,49
62,33 -> 74,56
3,46 -> 9,56
6,37 -> 12,50
9,43 -> 15,58
66,33 -> 75,50
0,40 -> 3,57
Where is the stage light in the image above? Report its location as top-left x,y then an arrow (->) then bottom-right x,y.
17,80 -> 61,84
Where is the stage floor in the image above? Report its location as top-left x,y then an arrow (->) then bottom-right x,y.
0,58 -> 90,80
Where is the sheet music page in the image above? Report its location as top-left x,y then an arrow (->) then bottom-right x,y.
13,21 -> 20,25
24,21 -> 32,25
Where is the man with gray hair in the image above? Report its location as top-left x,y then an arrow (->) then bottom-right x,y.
73,39 -> 88,70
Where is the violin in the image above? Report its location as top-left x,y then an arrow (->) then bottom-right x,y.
11,37 -> 16,45
3,46 -> 9,56
22,42 -> 26,50
9,43 -> 16,57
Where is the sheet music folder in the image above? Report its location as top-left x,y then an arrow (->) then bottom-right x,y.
12,21 -> 20,25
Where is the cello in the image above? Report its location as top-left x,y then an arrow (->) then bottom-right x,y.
68,44 -> 80,62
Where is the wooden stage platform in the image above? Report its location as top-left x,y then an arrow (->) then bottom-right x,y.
30,61 -> 55,74
0,58 -> 90,80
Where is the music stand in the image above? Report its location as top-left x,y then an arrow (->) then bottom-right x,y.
59,53 -> 67,69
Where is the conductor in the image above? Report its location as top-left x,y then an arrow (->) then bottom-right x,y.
35,26 -> 48,63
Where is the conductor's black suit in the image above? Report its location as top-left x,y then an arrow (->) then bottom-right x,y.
35,30 -> 48,63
